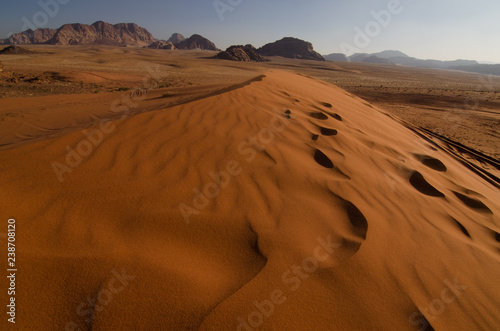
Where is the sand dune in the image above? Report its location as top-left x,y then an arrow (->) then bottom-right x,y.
1,71 -> 499,330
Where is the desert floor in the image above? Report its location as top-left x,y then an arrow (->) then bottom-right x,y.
0,46 -> 499,330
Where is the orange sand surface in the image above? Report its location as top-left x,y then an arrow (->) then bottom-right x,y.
1,71 -> 499,330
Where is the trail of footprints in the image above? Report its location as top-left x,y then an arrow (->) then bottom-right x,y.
283,101 -> 368,257
404,151 -> 497,246
282,98 -> 498,259
407,155 -> 493,214
281,98 -> 497,327
282,102 -> 343,173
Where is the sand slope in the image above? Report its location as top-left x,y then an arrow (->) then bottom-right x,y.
0,71 -> 499,330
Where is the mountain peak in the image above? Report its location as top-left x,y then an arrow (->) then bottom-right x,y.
175,34 -> 219,51
167,33 -> 185,44
374,50 -> 409,59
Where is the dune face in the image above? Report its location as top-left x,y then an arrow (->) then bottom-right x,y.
0,71 -> 499,330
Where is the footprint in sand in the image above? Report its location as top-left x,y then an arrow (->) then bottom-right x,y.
313,149 -> 350,179
310,112 -> 329,120
341,201 -> 368,251
311,127 -> 337,140
451,217 -> 471,238
409,172 -> 445,197
284,110 -> 292,119
320,127 -> 338,136
320,102 -> 333,108
327,112 -> 342,121
453,191 -> 492,214
415,154 -> 447,172
329,193 -> 369,256
411,312 -> 435,331
344,199 -> 368,238
314,149 -> 334,168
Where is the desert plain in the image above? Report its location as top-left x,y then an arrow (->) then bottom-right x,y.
0,46 -> 499,330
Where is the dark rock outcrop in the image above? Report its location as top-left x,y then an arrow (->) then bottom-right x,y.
0,45 -> 33,54
175,34 -> 219,51
257,37 -> 324,61
216,45 -> 269,62
147,40 -> 176,50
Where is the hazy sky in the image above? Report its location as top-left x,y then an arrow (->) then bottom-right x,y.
1,0 -> 499,62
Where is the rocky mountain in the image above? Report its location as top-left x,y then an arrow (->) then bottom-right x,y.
175,34 -> 219,51
323,53 -> 348,62
216,45 -> 269,62
448,64 -> 500,76
347,53 -> 371,63
389,56 -> 478,69
167,33 -> 185,44
46,21 -> 155,46
0,21 -> 155,47
362,55 -> 394,65
244,44 -> 257,51
347,51 -> 408,62
1,21 -> 221,51
348,51 -> 478,69
1,28 -> 57,45
371,50 -> 408,59
147,40 -> 175,50
341,50 -> 500,74
257,37 -> 324,61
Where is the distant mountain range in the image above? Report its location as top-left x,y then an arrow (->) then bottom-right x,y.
0,21 -> 219,51
1,21 -> 155,47
324,50 -> 500,76
0,22 -> 325,61
2,22 -> 497,74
